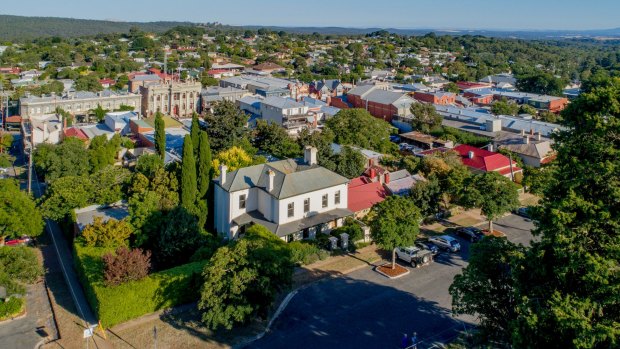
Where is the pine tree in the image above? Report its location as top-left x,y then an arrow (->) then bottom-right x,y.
154,111 -> 166,160
197,131 -> 212,199
181,135 -> 197,210
190,112 -> 201,156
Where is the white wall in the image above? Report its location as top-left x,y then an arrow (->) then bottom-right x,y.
276,183 -> 348,225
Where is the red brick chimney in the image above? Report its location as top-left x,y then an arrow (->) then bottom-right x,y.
384,172 -> 390,184
370,167 -> 376,181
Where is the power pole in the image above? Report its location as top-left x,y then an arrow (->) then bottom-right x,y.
27,147 -> 32,194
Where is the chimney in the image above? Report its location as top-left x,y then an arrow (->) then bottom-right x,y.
537,132 -> 542,141
530,128 -> 534,136
468,150 -> 475,159
267,169 -> 275,192
370,167 -> 377,181
524,136 -> 530,144
43,121 -> 49,140
219,165 -> 228,185
384,172 -> 390,184
488,144 -> 493,152
304,146 -> 317,166
521,129 -> 525,136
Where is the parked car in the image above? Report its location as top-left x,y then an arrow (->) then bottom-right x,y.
415,239 -> 439,255
399,143 -> 412,151
428,235 -> 461,252
455,226 -> 485,242
390,135 -> 401,143
395,246 -> 433,267
4,236 -> 32,246
513,206 -> 531,219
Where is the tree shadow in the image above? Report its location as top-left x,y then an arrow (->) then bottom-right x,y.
247,274 -> 473,349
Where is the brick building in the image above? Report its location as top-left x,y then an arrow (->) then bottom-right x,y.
347,85 -> 414,122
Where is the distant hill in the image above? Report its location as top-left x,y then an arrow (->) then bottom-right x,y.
0,14 -> 618,41
0,15 -> 191,40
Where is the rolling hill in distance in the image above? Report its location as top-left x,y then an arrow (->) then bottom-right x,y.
0,14 -> 619,41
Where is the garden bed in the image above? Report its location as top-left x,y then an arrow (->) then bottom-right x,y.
375,263 -> 410,279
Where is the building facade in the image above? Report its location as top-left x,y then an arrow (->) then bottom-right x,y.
214,147 -> 352,241
140,80 -> 202,118
20,90 -> 141,119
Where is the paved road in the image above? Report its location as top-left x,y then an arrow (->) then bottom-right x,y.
251,214 -> 534,349
0,135 -> 57,349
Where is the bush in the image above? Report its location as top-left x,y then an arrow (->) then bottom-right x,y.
102,247 -> 151,286
289,241 -> 328,265
0,297 -> 24,320
0,246 -> 43,296
82,217 -> 132,248
73,241 -> 205,327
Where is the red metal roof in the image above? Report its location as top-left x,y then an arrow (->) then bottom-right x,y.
64,127 -> 88,140
348,176 -> 387,213
453,144 -> 518,172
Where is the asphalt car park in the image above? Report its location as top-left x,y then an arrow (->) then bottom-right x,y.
252,214 -> 535,349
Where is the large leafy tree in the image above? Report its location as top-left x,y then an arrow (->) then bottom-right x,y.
34,137 -> 90,181
154,111 -> 166,160
253,120 -> 301,159
0,180 -> 44,239
409,176 -> 442,217
204,100 -> 249,152
516,71 -> 567,96
370,196 -> 421,269
449,76 -> 620,348
211,146 -> 264,177
491,97 -> 519,116
325,108 -> 397,154
154,207 -> 204,268
333,146 -> 365,179
0,246 -> 43,297
460,171 -> 519,232
198,225 -> 293,330
450,237 -> 525,342
88,134 -> 121,172
409,102 -> 443,133
40,176 -> 95,221
180,135 -> 197,210
511,76 -> 620,348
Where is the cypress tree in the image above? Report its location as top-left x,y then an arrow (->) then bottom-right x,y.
197,131 -> 212,199
190,112 -> 200,156
154,111 -> 166,160
181,135 -> 197,210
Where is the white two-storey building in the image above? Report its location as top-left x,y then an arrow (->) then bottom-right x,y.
214,146 -> 352,241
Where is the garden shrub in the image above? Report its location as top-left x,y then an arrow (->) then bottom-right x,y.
288,241 -> 328,265
102,247 -> 151,286
73,241 -> 206,327
0,297 -> 24,320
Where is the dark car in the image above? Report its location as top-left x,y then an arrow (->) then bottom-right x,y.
514,206 -> 532,219
415,239 -> 439,255
455,227 -> 485,242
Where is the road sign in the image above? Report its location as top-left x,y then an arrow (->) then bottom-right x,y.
83,324 -> 98,338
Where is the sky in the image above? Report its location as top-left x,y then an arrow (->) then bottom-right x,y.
2,0 -> 619,31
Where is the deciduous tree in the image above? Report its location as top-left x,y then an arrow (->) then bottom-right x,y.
370,196 -> 421,269
102,247 -> 151,286
0,180 -> 44,239
198,225 -> 292,330
81,217 -> 133,248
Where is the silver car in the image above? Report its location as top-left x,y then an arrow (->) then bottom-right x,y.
428,235 -> 461,253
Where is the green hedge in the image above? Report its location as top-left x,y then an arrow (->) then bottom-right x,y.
73,242 -> 205,327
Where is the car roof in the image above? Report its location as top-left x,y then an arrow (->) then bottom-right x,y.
441,235 -> 457,241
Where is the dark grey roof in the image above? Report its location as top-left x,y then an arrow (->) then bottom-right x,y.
262,96 -> 304,109
216,158 -> 349,199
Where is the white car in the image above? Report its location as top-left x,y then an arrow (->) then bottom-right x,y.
395,246 -> 433,267
428,235 -> 461,253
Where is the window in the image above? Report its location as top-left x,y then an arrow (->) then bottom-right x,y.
322,194 -> 328,208
335,191 -> 341,205
239,194 -> 246,209
288,203 -> 294,217
304,198 -> 310,213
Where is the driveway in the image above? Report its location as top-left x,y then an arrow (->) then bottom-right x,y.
251,214 -> 535,349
